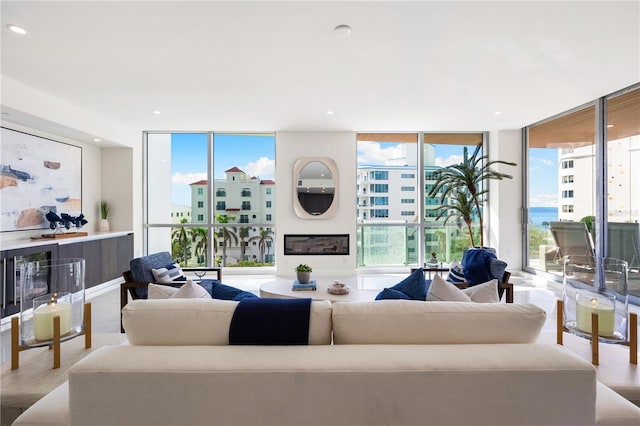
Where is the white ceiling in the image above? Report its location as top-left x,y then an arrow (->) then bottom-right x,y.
1,1 -> 639,143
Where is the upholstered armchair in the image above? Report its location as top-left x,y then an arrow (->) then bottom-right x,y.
120,252 -> 221,332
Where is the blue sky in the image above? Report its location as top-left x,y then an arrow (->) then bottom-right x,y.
528,148 -> 558,207
170,133 -> 275,206
169,135 -> 559,208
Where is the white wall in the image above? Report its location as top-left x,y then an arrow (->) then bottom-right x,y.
275,132 -> 357,277
102,148 -> 134,232
488,129 -> 523,270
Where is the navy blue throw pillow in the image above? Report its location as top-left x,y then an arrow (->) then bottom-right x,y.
232,291 -> 259,301
200,280 -> 258,300
375,287 -> 412,300
375,268 -> 428,300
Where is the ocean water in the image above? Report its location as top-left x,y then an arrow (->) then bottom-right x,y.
529,206 -> 558,227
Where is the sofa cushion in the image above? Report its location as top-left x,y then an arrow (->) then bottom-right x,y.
374,268 -> 427,300
332,300 -> 546,344
66,344 -> 599,426
122,298 -> 333,345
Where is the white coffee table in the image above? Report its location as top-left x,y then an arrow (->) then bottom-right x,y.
260,278 -> 379,302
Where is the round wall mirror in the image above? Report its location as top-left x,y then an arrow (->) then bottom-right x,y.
292,157 -> 338,219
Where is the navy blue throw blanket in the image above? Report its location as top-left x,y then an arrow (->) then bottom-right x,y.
229,298 -> 312,345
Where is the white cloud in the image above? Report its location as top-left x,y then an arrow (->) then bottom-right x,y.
529,193 -> 558,207
436,154 -> 463,167
243,157 -> 275,180
172,172 -> 207,186
531,156 -> 554,167
357,142 -> 403,165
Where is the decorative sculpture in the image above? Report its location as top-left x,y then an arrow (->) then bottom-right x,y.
45,211 -> 88,233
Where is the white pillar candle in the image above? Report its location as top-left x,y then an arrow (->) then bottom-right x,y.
33,301 -> 72,340
576,294 -> 615,337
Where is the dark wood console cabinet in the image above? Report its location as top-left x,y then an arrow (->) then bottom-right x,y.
1,233 -> 133,319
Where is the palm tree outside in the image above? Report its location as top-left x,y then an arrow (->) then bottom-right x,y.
238,226 -> 250,261
191,227 -> 208,265
216,214 -> 239,266
249,227 -> 274,263
171,218 -> 191,265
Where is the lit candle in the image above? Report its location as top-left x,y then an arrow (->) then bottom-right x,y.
576,293 -> 615,337
33,297 -> 72,340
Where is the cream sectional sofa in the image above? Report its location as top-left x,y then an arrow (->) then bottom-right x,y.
14,299 -> 640,426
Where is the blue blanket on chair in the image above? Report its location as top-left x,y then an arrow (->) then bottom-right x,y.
229,298 -> 312,345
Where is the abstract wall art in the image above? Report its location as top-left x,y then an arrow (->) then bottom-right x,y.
1,127 -> 82,232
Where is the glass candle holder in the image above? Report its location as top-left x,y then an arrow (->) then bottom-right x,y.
19,258 -> 85,347
563,255 -> 629,343
32,292 -> 73,341
575,290 -> 615,337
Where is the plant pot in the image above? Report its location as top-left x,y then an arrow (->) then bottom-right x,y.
296,271 -> 311,284
99,219 -> 110,232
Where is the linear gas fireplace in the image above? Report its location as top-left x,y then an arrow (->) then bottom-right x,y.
283,234 -> 349,256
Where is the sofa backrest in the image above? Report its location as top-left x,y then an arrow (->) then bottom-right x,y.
122,298 -> 333,345
332,300 -> 546,344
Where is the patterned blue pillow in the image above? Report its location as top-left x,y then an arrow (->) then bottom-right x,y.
447,260 -> 466,283
375,287 -> 412,300
151,263 -> 185,283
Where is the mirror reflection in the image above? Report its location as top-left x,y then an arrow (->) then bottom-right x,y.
296,161 -> 335,216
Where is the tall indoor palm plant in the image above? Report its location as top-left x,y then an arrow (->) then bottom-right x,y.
433,189 -> 478,247
428,144 -> 516,247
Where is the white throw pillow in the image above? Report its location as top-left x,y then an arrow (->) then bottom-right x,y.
151,263 -> 184,283
428,274 -> 500,303
148,283 -> 180,299
462,278 -> 499,303
172,280 -> 210,299
427,274 -> 471,302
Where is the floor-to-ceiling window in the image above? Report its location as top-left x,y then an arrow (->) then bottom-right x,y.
525,84 -> 640,301
423,133 -> 485,264
605,87 -> 640,298
526,105 -> 596,276
356,132 -> 485,267
145,132 -> 275,268
356,133 -> 419,267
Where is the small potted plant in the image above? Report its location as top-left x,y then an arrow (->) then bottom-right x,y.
99,200 -> 110,232
428,251 -> 438,265
295,264 -> 312,284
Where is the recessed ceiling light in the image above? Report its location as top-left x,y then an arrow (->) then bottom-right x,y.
494,111 -> 502,116
326,110 -> 334,115
334,24 -> 352,37
607,124 -> 614,128
93,138 -> 101,142
152,110 -> 162,115
7,24 -> 27,35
